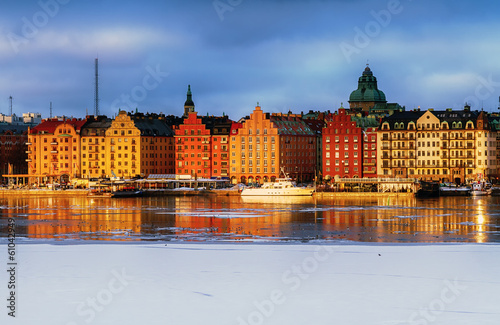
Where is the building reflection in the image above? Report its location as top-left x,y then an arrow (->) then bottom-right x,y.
1,196 -> 142,241
0,195 -> 498,243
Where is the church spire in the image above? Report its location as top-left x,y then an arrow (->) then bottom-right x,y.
184,84 -> 195,117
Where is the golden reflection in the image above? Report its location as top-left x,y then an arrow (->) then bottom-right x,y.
474,199 -> 486,243
1,196 -> 142,241
0,195 -> 498,242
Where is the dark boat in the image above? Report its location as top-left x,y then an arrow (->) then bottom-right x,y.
111,189 -> 143,198
415,181 -> 440,198
439,182 -> 471,196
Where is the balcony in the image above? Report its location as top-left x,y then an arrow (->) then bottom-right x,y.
50,142 -> 58,145
50,150 -> 58,154
25,142 -> 32,145
25,159 -> 32,162
26,150 -> 32,154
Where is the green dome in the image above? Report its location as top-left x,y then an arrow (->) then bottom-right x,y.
349,66 -> 387,103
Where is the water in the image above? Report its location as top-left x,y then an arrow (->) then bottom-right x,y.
1,195 -> 500,243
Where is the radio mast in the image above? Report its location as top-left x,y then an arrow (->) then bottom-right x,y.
94,58 -> 99,116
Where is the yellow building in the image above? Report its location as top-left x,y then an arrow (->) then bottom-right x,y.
105,111 -> 141,178
80,116 -> 111,178
378,106 -> 497,182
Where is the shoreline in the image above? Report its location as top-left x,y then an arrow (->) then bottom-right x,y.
0,188 -> 414,198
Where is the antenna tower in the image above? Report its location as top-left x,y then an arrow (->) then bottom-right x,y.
50,102 -> 53,118
9,96 -> 12,116
94,58 -> 99,116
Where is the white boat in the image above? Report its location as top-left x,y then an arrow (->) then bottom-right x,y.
240,169 -> 314,196
471,182 -> 492,196
439,183 -> 471,196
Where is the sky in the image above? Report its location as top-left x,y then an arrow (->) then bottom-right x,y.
1,0 -> 500,121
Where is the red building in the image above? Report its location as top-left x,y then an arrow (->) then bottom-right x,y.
174,112 -> 211,178
322,108 -> 379,180
202,115 -> 233,179
362,127 -> 378,178
323,109 -> 363,179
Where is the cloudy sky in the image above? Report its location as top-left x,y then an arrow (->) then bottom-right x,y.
1,0 -> 500,121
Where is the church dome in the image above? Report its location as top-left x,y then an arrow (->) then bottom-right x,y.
349,66 -> 387,103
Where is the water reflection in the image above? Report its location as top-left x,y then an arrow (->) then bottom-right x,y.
0,195 -> 499,243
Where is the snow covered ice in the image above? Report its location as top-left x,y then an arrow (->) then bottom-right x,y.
1,242 -> 499,324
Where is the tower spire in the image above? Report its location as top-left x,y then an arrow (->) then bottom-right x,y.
183,84 -> 195,117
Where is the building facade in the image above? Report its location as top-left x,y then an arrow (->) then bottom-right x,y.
230,105 -> 316,184
131,113 -> 175,176
377,107 -> 498,182
80,116 -> 111,179
27,118 -> 86,183
105,111 -> 141,178
174,112 -> 212,178
0,125 -> 28,182
323,108 -> 365,179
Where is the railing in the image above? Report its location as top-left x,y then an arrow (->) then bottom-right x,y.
336,177 -> 416,183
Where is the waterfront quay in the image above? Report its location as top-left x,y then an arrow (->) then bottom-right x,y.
0,176 -> 417,198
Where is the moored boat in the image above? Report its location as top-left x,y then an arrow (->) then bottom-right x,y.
111,188 -> 144,198
240,169 -> 314,196
439,183 -> 471,196
415,181 -> 440,198
471,182 -> 491,196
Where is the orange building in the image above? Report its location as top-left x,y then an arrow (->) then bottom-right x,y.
230,104 -> 316,184
27,118 -> 86,183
